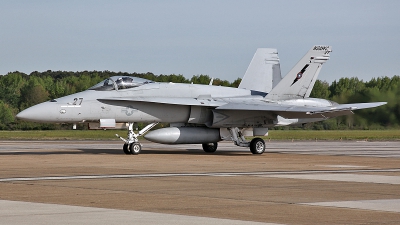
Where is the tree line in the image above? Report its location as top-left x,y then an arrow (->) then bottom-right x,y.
0,70 -> 398,130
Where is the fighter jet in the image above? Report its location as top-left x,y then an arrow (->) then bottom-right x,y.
16,45 -> 386,155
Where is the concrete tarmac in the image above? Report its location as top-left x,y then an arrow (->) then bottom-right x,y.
0,140 -> 399,224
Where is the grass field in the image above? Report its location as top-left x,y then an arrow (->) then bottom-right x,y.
0,129 -> 399,141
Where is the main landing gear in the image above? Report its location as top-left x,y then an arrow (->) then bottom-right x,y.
116,122 -> 158,155
201,127 -> 266,154
249,138 -> 266,154
202,142 -> 218,153
227,127 -> 266,154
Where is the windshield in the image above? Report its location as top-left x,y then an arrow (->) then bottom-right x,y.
89,76 -> 155,91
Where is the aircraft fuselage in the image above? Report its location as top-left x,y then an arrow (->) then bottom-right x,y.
17,82 -> 251,124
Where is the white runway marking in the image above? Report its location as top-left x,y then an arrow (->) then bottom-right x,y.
318,165 -> 367,168
263,173 -> 400,185
0,200 -> 279,225
302,199 -> 400,213
1,141 -> 400,158
1,169 -> 400,182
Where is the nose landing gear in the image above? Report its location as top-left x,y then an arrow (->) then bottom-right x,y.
116,122 -> 158,155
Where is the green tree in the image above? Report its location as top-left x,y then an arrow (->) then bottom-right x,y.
230,78 -> 242,88
0,72 -> 27,108
310,80 -> 330,99
190,75 -> 211,84
0,100 -> 14,129
20,78 -> 49,110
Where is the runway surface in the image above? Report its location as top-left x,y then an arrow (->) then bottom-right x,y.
0,140 -> 399,224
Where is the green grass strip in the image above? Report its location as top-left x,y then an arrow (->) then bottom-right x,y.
265,130 -> 400,141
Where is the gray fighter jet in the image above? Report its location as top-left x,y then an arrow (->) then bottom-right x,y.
16,45 -> 386,155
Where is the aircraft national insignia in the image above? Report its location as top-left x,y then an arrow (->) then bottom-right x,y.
121,106 -> 136,116
291,64 -> 309,86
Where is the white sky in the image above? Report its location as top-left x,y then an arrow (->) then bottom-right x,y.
1,0 -> 399,83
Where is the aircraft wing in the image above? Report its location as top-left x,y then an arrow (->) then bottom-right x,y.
216,102 -> 387,119
97,97 -> 223,107
99,96 -> 386,119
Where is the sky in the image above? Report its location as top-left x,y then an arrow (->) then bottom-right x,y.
1,0 -> 399,83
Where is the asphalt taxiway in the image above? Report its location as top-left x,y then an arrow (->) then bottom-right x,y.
0,140 -> 399,224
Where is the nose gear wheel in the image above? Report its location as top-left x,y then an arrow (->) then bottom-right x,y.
116,122 -> 158,155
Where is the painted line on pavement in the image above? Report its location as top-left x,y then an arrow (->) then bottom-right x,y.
1,168 -> 400,182
301,199 -> 400,213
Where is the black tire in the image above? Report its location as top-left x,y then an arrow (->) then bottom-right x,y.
123,143 -> 130,155
129,143 -> 141,155
202,142 -> 218,153
250,138 -> 265,154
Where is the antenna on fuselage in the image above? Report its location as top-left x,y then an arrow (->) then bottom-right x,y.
209,78 -> 214,85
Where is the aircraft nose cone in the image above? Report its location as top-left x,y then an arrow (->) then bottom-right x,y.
16,106 -> 42,122
16,102 -> 56,122
16,110 -> 30,121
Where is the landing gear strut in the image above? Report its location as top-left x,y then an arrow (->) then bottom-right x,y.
227,127 -> 265,154
116,122 -> 158,155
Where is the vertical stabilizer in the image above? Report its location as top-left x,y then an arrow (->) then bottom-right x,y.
264,45 -> 331,100
239,48 -> 282,93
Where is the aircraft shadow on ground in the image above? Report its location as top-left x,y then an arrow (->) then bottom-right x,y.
138,149 -> 252,156
0,148 -> 256,156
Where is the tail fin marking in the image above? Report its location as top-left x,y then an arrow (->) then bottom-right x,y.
264,45 -> 331,101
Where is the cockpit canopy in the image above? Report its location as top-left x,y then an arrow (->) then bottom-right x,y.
89,76 -> 155,91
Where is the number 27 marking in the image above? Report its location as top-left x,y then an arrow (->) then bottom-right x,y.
73,98 -> 83,105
